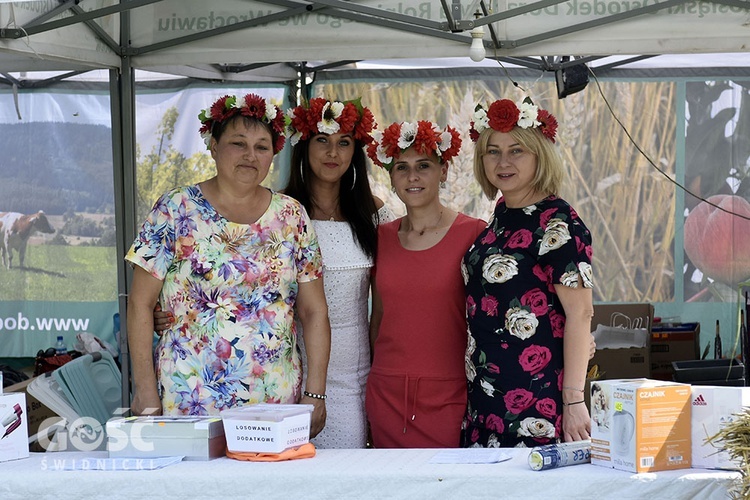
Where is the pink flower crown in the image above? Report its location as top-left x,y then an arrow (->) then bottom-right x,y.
469,98 -> 558,143
366,120 -> 462,171
286,97 -> 376,146
198,94 -> 286,154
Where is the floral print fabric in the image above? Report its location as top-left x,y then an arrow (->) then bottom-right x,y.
462,195 -> 593,447
125,185 -> 322,415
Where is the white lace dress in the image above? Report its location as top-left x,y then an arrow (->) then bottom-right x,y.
300,205 -> 394,449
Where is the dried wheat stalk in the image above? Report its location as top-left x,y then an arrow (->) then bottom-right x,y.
706,408 -> 750,499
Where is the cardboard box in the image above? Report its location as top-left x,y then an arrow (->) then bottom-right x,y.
590,378 -> 691,472
107,416 -> 226,461
588,303 -> 654,381
691,386 -> 750,469
651,323 -> 701,380
221,403 -> 313,453
0,392 -> 30,462
5,376 -> 61,440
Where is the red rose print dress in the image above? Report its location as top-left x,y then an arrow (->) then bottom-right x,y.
461,195 -> 593,448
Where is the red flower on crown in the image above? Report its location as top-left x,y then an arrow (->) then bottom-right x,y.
198,93 -> 286,153
537,109 -> 558,143
286,97 -> 377,146
487,99 -> 520,133
366,120 -> 462,171
469,97 -> 558,143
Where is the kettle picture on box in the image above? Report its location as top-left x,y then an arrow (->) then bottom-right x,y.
613,409 -> 635,456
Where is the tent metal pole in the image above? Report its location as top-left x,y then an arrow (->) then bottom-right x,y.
299,63 -> 310,103
110,5 -> 137,414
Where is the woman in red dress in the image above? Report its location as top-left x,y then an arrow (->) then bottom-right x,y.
365,121 -> 486,448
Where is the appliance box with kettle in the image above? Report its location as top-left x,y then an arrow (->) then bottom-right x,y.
590,378 -> 691,473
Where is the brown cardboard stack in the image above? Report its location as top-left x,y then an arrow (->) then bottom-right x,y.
650,322 -> 701,380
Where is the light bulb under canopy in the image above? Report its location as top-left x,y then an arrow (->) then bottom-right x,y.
469,25 -> 486,62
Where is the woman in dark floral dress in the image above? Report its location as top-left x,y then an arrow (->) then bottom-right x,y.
462,98 -> 594,448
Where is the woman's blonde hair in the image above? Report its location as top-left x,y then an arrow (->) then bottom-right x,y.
472,126 -> 565,200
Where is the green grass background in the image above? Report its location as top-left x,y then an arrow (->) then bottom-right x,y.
0,245 -> 118,301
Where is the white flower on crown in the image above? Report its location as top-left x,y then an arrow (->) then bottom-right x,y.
234,96 -> 246,110
285,108 -> 303,146
376,146 -> 392,166
517,101 -> 540,129
201,131 -> 212,148
438,130 -> 453,153
371,130 -> 392,165
264,98 -> 276,122
473,107 -> 489,133
398,122 -> 418,149
289,131 -> 302,146
318,101 -> 344,135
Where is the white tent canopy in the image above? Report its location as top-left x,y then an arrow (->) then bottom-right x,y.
1,0 -> 749,79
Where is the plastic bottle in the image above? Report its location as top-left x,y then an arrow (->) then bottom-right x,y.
55,335 -> 67,356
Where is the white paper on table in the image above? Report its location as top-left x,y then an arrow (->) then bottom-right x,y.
54,456 -> 184,471
428,449 -> 514,464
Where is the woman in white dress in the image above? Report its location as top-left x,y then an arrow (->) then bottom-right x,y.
283,97 -> 393,448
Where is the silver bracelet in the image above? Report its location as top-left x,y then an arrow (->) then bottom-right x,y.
303,390 -> 327,400
563,385 -> 585,393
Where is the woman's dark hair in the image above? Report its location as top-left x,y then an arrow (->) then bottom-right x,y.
285,139 -> 378,259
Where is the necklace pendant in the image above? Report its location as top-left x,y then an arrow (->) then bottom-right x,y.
329,215 -> 335,221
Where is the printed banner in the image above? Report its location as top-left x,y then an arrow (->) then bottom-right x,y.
0,91 -> 119,358
0,302 -> 118,357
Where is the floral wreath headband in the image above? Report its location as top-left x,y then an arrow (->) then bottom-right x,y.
469,97 -> 558,144
286,97 -> 376,146
366,120 -> 462,171
198,94 -> 286,154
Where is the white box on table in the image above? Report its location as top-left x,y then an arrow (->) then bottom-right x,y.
221,403 -> 313,453
106,415 -> 226,460
0,392 -> 29,462
691,385 -> 750,469
590,378 -> 691,472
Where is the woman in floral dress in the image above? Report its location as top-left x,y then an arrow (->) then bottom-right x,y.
126,94 -> 331,436
462,98 -> 594,448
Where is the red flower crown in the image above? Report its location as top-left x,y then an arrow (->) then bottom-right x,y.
285,97 -> 376,146
366,120 -> 462,171
198,94 -> 286,154
469,98 -> 558,143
